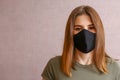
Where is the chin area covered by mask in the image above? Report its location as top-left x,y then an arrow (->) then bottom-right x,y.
73,29 -> 96,53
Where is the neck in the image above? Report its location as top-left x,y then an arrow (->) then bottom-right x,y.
74,48 -> 94,65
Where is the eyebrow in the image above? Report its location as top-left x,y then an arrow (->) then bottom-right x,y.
74,24 -> 94,27
88,24 -> 94,27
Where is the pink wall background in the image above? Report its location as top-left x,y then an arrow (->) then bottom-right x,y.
0,0 -> 120,80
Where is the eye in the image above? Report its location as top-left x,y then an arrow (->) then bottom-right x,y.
74,27 -> 82,31
89,26 -> 95,30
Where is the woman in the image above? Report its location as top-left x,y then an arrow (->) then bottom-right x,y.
41,5 -> 120,80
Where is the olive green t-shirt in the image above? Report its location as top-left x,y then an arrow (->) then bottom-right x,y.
41,56 -> 120,80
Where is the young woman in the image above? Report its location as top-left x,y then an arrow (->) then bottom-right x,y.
41,5 -> 120,80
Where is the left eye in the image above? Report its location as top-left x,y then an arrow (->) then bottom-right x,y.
89,27 -> 95,29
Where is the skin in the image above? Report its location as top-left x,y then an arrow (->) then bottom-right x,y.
73,14 -> 96,65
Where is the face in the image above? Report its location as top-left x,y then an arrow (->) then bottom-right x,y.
73,15 -> 96,35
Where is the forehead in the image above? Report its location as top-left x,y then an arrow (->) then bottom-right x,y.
74,15 -> 93,26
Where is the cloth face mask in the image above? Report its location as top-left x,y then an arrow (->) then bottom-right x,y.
73,29 -> 96,53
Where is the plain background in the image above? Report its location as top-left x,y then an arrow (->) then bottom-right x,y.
0,0 -> 120,80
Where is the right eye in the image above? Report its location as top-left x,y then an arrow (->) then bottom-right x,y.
74,27 -> 82,31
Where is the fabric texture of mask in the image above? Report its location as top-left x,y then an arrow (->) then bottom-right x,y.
73,29 -> 96,53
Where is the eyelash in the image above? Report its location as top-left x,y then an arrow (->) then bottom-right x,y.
74,27 -> 95,31
89,27 -> 95,29
74,28 -> 82,31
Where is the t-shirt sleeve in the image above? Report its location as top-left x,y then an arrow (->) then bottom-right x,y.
116,71 -> 120,80
114,62 -> 120,80
41,58 -> 55,80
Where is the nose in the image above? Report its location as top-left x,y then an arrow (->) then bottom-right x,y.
83,26 -> 88,30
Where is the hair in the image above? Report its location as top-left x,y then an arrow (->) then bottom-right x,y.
61,5 -> 110,77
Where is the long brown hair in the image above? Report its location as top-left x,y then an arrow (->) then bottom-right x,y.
61,5 -> 109,77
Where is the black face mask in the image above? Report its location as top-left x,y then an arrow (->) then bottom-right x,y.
73,29 -> 96,53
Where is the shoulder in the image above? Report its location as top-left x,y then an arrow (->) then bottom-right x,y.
106,57 -> 120,71
107,57 -> 119,65
107,57 -> 120,79
48,56 -> 61,62
41,56 -> 62,79
47,56 -> 62,65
